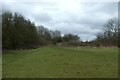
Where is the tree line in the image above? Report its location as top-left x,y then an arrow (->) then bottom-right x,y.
2,11 -> 80,49
94,18 -> 119,47
2,11 -> 119,49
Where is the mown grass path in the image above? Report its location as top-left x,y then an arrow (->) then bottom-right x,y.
3,47 -> 118,78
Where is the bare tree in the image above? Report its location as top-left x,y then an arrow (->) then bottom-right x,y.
96,17 -> 118,46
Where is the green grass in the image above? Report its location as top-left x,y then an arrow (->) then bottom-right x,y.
0,53 -> 2,79
3,47 -> 118,78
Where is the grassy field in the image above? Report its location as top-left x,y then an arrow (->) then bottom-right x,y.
3,47 -> 118,78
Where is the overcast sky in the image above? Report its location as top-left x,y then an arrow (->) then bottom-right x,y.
2,0 -> 118,41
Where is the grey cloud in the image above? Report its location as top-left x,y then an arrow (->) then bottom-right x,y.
33,13 -> 52,23
97,2 -> 118,14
